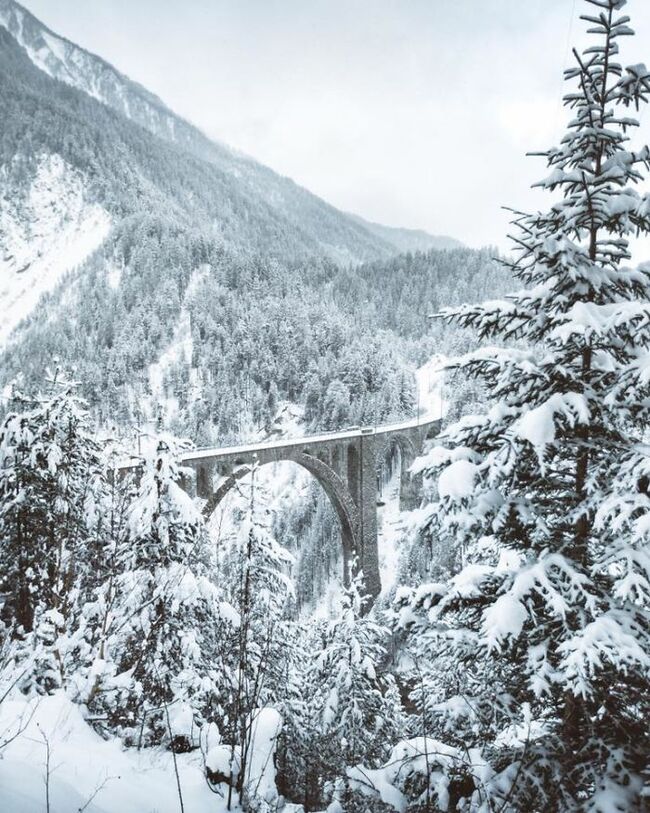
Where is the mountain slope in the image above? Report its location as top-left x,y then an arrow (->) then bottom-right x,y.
0,23 -> 384,342
350,215 -> 463,252
0,152 -> 111,344
0,0 -> 455,262
0,1 -> 496,450
0,27 -> 390,267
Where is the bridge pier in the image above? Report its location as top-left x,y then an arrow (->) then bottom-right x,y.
358,434 -> 381,604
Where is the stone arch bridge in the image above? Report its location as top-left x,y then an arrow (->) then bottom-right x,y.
175,416 -> 440,603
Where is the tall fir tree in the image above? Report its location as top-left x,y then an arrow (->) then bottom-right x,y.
93,437 -> 235,747
401,1 -> 650,809
218,464 -> 295,801
309,579 -> 404,808
0,371 -> 106,693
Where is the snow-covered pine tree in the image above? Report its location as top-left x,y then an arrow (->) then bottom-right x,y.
309,578 -> 404,807
273,619 -> 319,808
402,1 -> 650,808
69,433 -> 142,709
95,437 -> 235,748
0,371 -> 106,693
218,464 -> 295,801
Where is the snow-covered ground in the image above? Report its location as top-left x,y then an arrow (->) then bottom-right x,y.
0,692 -> 226,813
0,692 -> 285,813
0,153 -> 111,346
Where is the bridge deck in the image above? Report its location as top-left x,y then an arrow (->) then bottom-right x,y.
118,413 -> 440,469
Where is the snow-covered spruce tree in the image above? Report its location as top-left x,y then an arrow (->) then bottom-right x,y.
69,436 -> 138,709
400,2 -> 650,808
94,437 -> 236,748
304,578 -> 404,809
0,371 -> 106,693
272,618 -> 323,808
218,465 -> 295,803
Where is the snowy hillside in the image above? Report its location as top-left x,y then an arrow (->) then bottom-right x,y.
0,693 -> 220,813
0,0 -> 454,262
350,215 -> 464,252
0,1 -> 501,444
0,0 -> 210,155
0,153 -> 111,346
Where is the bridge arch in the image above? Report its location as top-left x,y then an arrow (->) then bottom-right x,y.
201,451 -> 360,583
376,432 -> 419,510
376,431 -> 418,463
123,416 -> 443,608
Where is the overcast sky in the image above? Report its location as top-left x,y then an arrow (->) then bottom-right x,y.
20,0 -> 650,251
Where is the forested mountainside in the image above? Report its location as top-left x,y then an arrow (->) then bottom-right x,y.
0,3 -> 507,443
1,239 -> 508,444
347,215 -> 462,252
0,26 -> 382,266
0,0 -> 460,258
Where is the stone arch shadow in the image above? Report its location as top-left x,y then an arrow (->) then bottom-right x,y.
201,451 -> 361,585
